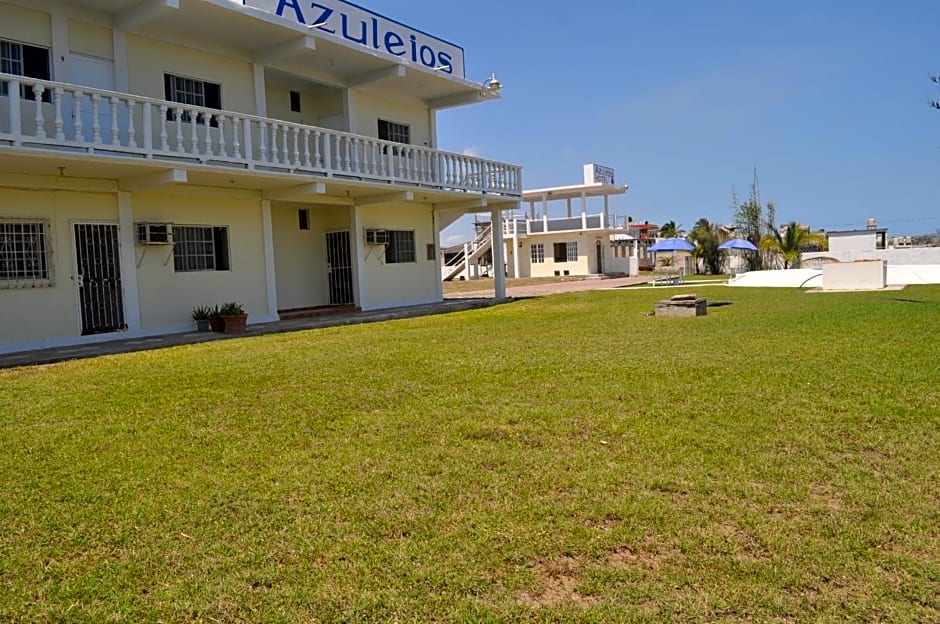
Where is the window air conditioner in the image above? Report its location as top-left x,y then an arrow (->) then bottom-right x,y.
136,223 -> 174,245
364,229 -> 389,245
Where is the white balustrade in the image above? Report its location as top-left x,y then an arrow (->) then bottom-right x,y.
0,73 -> 522,195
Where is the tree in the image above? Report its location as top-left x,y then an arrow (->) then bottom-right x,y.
689,218 -> 727,275
731,179 -> 775,271
659,220 -> 684,238
760,220 -> 828,269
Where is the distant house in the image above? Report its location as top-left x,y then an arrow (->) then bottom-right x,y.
443,165 -> 642,281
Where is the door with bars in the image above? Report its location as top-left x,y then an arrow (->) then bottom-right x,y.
325,230 -> 354,305
73,223 -> 126,335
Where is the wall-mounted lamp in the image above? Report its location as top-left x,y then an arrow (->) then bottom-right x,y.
308,20 -> 329,28
433,64 -> 452,72
483,72 -> 502,93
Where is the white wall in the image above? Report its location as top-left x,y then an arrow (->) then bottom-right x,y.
828,231 -> 877,253
357,202 -> 438,310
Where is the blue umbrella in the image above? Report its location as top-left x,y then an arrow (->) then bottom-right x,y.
718,239 -> 758,251
648,237 -> 695,252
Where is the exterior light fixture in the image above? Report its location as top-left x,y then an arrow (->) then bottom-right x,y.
483,72 -> 502,93
308,21 -> 328,28
433,64 -> 452,71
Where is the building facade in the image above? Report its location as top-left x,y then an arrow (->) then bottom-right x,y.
0,0 -> 521,353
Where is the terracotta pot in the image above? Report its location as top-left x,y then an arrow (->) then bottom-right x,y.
209,316 -> 225,333
222,314 -> 247,334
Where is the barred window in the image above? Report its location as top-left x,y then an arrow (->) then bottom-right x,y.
1,39 -> 52,101
530,243 -> 544,264
164,73 -> 221,126
378,119 -> 410,145
0,220 -> 51,285
173,225 -> 230,272
385,230 -> 415,264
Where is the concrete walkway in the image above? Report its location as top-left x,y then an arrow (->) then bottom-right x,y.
1,275 -> 656,370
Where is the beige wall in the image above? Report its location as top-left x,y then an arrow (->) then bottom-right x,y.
264,74 -> 344,129
272,202 -> 351,310
354,91 -> 431,147
68,19 -> 113,59
0,187 -> 117,346
358,202 -> 438,309
521,232 -> 595,278
125,34 -> 256,114
0,4 -> 51,47
132,190 -> 267,328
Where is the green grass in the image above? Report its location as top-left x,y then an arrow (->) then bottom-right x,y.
2,286 -> 939,622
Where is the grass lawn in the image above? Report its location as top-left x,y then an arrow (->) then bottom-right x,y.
2,286 -> 939,622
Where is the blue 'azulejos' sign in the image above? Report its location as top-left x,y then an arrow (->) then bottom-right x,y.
243,0 -> 466,78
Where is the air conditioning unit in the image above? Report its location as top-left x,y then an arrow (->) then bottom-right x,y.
364,228 -> 389,245
136,223 -> 174,245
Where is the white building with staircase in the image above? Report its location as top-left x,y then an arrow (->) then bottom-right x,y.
443,164 -> 640,281
0,0 -> 521,354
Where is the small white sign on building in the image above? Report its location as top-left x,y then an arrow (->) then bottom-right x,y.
584,163 -> 615,185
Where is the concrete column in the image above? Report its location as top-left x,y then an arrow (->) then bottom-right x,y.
116,192 -> 141,331
581,192 -> 588,229
252,63 -> 267,116
604,194 -> 609,227
491,206 -> 506,299
566,197 -> 572,218
51,14 -> 69,83
432,208 -> 443,301
512,234 -> 520,278
261,200 -> 279,320
113,30 -> 129,92
349,205 -> 366,308
529,201 -> 535,220
463,242 -> 470,281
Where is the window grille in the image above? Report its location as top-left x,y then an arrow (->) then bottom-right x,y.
385,230 -> 415,264
173,225 -> 230,272
0,220 -> 52,287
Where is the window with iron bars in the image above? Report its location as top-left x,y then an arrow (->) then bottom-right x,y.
0,220 -> 52,287
0,38 -> 52,102
385,230 -> 415,264
173,225 -> 230,272
164,73 -> 222,127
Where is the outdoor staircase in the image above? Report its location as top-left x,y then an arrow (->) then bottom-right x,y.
442,226 -> 493,282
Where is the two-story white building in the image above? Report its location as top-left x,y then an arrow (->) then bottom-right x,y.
442,164 -> 640,281
0,0 -> 521,354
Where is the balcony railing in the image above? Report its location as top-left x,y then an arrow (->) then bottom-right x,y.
0,74 -> 522,196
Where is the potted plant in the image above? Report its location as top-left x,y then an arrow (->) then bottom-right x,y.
208,305 -> 225,333
192,305 -> 213,332
219,301 -> 247,334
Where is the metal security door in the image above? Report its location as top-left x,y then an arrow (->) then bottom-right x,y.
325,230 -> 354,305
73,223 -> 126,335
595,242 -> 604,274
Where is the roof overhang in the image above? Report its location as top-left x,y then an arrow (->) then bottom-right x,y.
68,0 -> 498,108
522,183 -> 629,202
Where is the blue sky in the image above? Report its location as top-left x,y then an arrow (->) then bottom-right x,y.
384,0 -> 940,245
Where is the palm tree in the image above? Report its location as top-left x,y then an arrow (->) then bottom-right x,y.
689,218 -> 727,275
760,220 -> 828,269
659,220 -> 684,239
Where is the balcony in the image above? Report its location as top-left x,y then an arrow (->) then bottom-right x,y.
0,74 -> 522,197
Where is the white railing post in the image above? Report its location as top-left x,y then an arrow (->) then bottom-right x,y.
8,80 -> 22,142
53,87 -> 64,140
323,133 -> 332,174
110,96 -> 120,147
73,90 -> 84,144
127,99 -> 137,148
33,84 -> 46,138
232,116 -> 242,159
204,113 -> 214,157
142,102 -> 153,154
174,107 -> 184,153
91,93 -> 101,144
243,118 -> 253,167
217,115 -> 226,158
